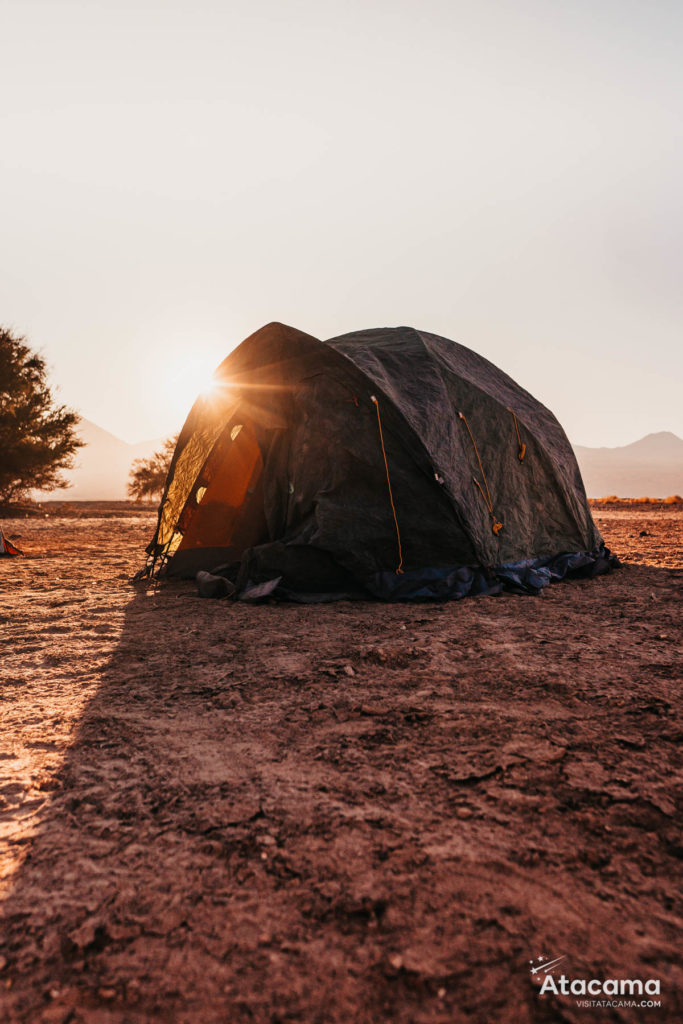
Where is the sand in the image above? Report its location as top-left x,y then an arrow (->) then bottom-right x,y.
0,506 -> 681,1023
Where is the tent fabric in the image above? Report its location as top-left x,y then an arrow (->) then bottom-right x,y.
0,527 -> 22,556
146,322 -> 616,600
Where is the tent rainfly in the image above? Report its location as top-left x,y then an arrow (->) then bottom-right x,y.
144,323 -> 617,601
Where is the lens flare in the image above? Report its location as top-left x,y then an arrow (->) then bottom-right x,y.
166,356 -> 223,412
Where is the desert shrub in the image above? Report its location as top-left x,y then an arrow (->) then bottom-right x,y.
128,435 -> 178,502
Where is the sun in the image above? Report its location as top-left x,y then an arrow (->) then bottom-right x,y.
165,355 -> 224,413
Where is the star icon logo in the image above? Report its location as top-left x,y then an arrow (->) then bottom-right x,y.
529,954 -> 567,975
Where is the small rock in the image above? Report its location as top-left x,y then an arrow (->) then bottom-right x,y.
98,987 -> 117,1001
359,702 -> 390,716
388,953 -> 403,970
438,987 -> 446,999
456,806 -> 473,820
126,980 -> 140,997
343,664 -> 355,676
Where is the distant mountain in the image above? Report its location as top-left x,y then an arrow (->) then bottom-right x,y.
33,422 -> 683,502
573,432 -> 683,498
33,419 -> 164,501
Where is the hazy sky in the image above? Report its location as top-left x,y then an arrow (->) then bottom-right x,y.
1,0 -> 681,446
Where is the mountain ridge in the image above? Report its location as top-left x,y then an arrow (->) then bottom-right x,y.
35,422 -> 683,501
574,431 -> 682,457
573,431 -> 683,498
33,418 -> 165,501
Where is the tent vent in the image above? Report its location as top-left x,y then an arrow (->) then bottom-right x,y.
230,424 -> 243,441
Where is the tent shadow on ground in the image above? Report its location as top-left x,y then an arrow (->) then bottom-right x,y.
1,563 -> 681,1024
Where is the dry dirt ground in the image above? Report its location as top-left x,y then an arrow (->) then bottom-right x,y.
0,506 -> 681,1024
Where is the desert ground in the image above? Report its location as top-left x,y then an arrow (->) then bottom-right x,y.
0,505 -> 681,1023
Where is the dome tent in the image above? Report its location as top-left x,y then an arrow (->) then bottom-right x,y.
144,322 -> 616,600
